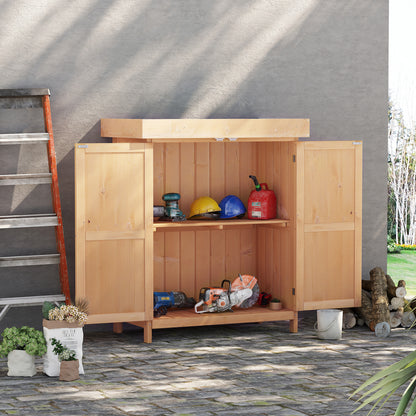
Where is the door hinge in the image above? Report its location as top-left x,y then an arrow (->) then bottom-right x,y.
292,155 -> 296,162
292,288 -> 296,295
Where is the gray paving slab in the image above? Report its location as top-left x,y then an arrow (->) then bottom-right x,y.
0,312 -> 413,415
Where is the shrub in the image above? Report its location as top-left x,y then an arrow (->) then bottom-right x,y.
0,326 -> 47,357
397,244 -> 416,251
388,238 -> 402,253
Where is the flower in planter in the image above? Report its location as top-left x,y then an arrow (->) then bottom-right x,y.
50,338 -> 77,361
47,303 -> 88,325
50,338 -> 80,381
42,302 -> 87,377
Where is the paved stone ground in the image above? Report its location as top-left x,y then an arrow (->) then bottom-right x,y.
0,312 -> 415,415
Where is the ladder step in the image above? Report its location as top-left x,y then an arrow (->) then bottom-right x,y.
0,254 -> 60,267
0,173 -> 52,185
0,294 -> 65,307
0,88 -> 50,97
0,133 -> 49,145
0,214 -> 58,229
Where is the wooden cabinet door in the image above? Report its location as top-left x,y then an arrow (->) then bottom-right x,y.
295,141 -> 362,310
75,143 -> 153,324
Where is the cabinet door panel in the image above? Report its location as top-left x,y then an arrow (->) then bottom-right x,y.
75,143 -> 153,324
296,141 -> 362,310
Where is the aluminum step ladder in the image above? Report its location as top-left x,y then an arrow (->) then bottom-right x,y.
0,88 -> 70,320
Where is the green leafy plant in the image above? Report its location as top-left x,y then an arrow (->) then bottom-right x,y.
42,301 -> 63,319
271,298 -> 281,303
388,237 -> 402,254
50,338 -> 77,361
351,349 -> 416,415
0,326 -> 47,357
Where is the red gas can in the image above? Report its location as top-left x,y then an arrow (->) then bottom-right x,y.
247,175 -> 277,220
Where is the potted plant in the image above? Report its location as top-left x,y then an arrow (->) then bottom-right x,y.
0,326 -> 47,376
42,300 -> 88,377
269,298 -> 282,310
50,338 -> 79,381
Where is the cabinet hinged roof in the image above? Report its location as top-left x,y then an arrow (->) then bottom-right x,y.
101,118 -> 310,142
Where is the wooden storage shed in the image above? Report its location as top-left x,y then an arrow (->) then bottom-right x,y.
75,118 -> 362,343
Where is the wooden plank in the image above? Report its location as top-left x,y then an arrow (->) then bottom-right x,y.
210,230 -> 225,286
303,299 -> 356,310
195,143 -> 210,198
101,119 -> 310,139
354,142 -> 363,306
153,232 -> 165,291
180,143 -> 195,217
86,312 -> 147,324
256,227 -> 266,286
165,144 -> 180,193
151,306 -> 296,329
85,239 -> 145,315
164,232 -> 180,291
289,311 -> 298,333
75,146 -> 86,299
86,231 -> 145,241
225,229 -> 241,278
154,219 -> 289,230
153,143 -> 165,205
209,143 -> 225,203
144,143 -> 154,320
113,323 -> 123,333
145,137 -> 300,143
265,142 -> 275,191
80,142 -> 146,153
240,228 -> 256,276
304,146 -> 355,225
238,142 -> 256,206
224,142 -> 239,196
265,228 -> 274,294
286,142 -> 298,310
304,223 -> 355,232
180,231 -> 196,296
256,143 -> 266,186
84,152 -> 145,233
194,230 -> 211,299
295,142 -> 305,310
101,118 -> 144,138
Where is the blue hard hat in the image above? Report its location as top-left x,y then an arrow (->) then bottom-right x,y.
219,195 -> 246,219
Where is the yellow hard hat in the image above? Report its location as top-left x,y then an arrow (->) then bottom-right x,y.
189,197 -> 221,218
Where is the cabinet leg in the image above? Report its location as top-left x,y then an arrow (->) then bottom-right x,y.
289,312 -> 298,333
143,321 -> 152,343
113,322 -> 123,334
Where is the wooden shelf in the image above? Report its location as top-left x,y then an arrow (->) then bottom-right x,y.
131,306 -> 297,330
153,218 -> 289,231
